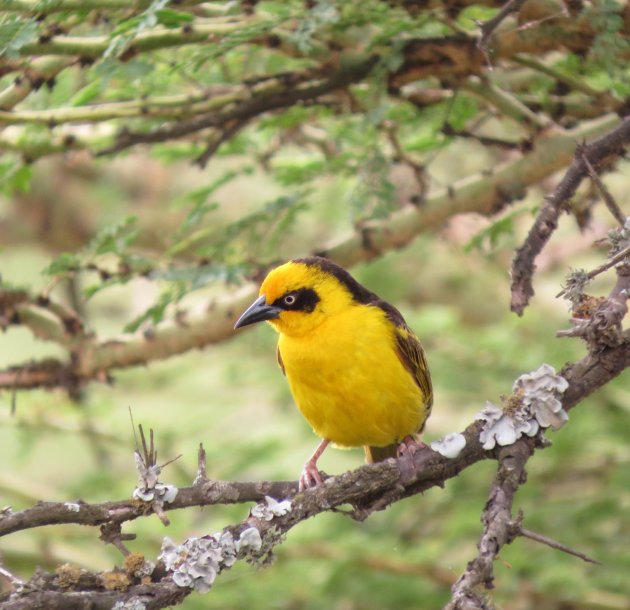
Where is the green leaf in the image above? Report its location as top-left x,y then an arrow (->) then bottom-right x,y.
69,80 -> 104,107
124,289 -> 178,332
105,0 -> 171,58
272,157 -> 326,186
172,169 -> 249,238
156,9 -> 194,28
169,193 -> 308,260
88,216 -> 139,257
43,252 -> 81,276
0,161 -> 32,196
465,208 -> 532,253
83,277 -> 121,299
448,94 -> 480,131
0,16 -> 38,58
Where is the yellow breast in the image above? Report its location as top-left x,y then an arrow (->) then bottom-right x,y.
277,304 -> 428,448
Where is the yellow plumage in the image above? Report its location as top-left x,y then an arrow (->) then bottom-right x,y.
234,256 -> 432,488
278,304 -> 426,448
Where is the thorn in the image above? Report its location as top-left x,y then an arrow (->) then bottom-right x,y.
195,443 -> 208,484
129,407 -> 139,453
520,527 -> 601,564
160,453 -> 183,470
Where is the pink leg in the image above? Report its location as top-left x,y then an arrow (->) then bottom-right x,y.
397,435 -> 428,458
299,439 -> 330,491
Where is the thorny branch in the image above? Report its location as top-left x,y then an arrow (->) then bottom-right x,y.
95,58 -> 379,158
556,261 -> 630,346
445,442 -> 532,610
556,243 -> 630,298
510,116 -> 630,315
582,154 -> 627,227
1,328 -> 630,608
519,528 -> 600,564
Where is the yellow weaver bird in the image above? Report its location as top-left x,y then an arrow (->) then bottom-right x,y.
234,257 -> 432,490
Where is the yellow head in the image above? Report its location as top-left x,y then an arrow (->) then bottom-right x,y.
234,257 -> 378,337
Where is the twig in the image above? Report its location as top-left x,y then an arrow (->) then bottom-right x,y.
478,0 -> 528,52
0,563 -> 24,588
445,442 -> 532,610
462,77 -> 549,131
382,121 -> 427,195
442,122 -> 522,150
0,0 -> 209,15
195,443 -> 208,484
195,118 -> 250,168
520,527 -> 600,564
0,57 -> 72,110
582,153 -> 626,227
556,243 -> 630,298
510,115 -> 630,315
556,261 -> 630,346
96,58 -> 378,157
17,19 -> 261,59
512,54 -> 605,99
99,522 -> 134,557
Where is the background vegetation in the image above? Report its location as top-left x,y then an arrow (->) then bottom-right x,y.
0,0 -> 629,608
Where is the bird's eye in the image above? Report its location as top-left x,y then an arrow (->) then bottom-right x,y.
283,294 -> 296,306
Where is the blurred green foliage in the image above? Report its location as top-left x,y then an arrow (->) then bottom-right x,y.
2,197 -> 630,608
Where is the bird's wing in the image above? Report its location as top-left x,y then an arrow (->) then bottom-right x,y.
276,345 -> 286,376
394,325 -> 433,415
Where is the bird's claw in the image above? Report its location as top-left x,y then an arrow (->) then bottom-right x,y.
397,435 -> 427,458
299,460 -> 323,491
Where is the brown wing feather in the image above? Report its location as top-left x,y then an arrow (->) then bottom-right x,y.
276,345 -> 286,376
394,325 -> 433,429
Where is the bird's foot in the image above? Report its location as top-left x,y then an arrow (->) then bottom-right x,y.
397,435 -> 427,458
299,459 -> 323,491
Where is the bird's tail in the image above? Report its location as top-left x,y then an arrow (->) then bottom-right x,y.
364,444 -> 398,464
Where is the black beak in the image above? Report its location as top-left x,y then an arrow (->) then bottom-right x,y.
234,295 -> 281,329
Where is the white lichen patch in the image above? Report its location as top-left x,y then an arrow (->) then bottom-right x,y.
132,483 -> 178,504
430,433 -> 466,458
513,363 -> 569,430
250,496 -> 292,521
64,502 -> 81,512
477,364 -> 569,450
132,452 -> 178,505
477,401 -> 539,450
237,527 -> 262,553
159,532 -> 238,594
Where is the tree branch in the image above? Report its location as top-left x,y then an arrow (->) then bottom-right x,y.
477,0 -> 528,52
0,0 -> 209,14
17,19 -> 265,59
322,114 -> 620,268
0,114 -> 621,392
95,56 -> 378,157
461,76 -> 550,131
445,441 -> 531,610
2,332 -> 629,537
0,57 -> 73,111
1,329 -> 629,609
510,115 -> 630,315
